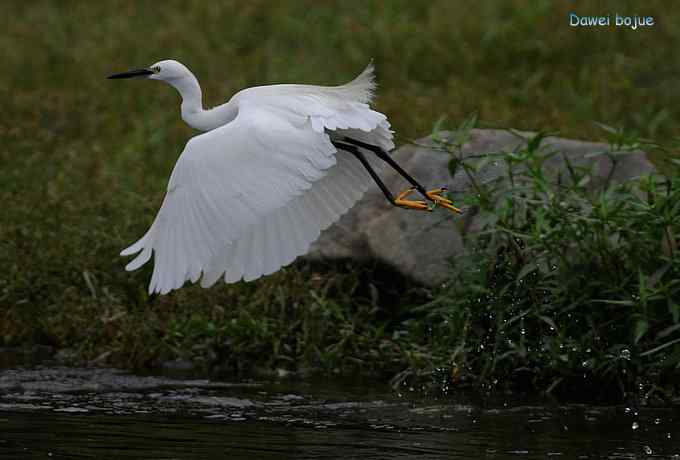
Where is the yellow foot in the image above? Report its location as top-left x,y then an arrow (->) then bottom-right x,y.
395,187 -> 431,211
425,187 -> 463,214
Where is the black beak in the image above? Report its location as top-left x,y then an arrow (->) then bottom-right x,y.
107,68 -> 154,79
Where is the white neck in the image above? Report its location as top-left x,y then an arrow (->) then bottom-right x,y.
166,73 -> 237,132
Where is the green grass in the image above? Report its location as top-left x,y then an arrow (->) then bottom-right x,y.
2,1 -> 680,401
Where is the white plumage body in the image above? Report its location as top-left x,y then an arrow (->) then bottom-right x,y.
118,61 -> 394,294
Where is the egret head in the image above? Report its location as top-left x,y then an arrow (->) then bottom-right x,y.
147,60 -> 192,82
107,59 -> 192,82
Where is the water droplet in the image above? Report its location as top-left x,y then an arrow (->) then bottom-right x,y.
625,407 -> 631,414
654,418 -> 661,425
667,432 -> 672,439
632,421 -> 639,430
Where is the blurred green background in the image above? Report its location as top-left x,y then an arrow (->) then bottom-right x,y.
2,1 -> 679,372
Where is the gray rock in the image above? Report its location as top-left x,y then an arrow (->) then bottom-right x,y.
306,129 -> 655,286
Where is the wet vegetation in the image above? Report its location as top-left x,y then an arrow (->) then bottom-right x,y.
2,2 -> 680,403
398,119 -> 680,403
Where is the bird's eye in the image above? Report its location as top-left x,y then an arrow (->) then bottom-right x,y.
153,65 -> 161,73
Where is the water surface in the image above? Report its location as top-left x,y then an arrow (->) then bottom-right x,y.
1,367 -> 679,459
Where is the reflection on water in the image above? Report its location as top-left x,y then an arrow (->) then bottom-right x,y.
1,367 -> 679,459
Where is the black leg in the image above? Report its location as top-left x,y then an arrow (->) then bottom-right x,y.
332,140 -> 398,206
342,137 -> 437,201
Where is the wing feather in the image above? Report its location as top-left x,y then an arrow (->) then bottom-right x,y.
122,102 -> 337,293
199,150 -> 376,287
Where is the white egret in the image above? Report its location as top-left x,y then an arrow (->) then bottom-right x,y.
109,60 -> 461,294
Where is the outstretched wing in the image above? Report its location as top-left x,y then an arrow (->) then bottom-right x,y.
198,149 -> 375,287
121,102 -> 337,294
194,65 -> 395,288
